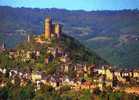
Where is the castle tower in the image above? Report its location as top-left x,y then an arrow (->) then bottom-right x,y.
54,23 -> 61,38
44,17 -> 52,39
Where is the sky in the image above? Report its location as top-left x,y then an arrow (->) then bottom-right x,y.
0,0 -> 139,11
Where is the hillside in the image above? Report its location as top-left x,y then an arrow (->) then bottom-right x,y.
0,33 -> 107,69
0,24 -> 109,99
60,34 -> 107,65
0,6 -> 139,67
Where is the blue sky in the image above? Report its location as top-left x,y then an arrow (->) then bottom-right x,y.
0,0 -> 139,11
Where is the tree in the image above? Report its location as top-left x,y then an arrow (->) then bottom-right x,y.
19,83 -> 35,100
93,87 -> 101,95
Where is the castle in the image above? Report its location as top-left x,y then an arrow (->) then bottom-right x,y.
35,17 -> 62,43
43,17 -> 62,39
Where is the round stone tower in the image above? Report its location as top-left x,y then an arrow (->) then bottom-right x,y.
54,23 -> 61,38
44,17 -> 52,39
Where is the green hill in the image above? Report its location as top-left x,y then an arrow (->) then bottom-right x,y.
60,34 -> 107,65
0,33 -> 108,71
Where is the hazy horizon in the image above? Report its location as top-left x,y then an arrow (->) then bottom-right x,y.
0,0 -> 139,11
0,5 -> 139,12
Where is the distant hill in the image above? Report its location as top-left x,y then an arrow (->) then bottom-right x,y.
0,6 -> 139,68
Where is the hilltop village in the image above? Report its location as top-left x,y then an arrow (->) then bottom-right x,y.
0,17 -> 139,99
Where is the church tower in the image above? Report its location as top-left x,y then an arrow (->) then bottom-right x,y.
27,35 -> 30,42
44,17 -> 52,39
